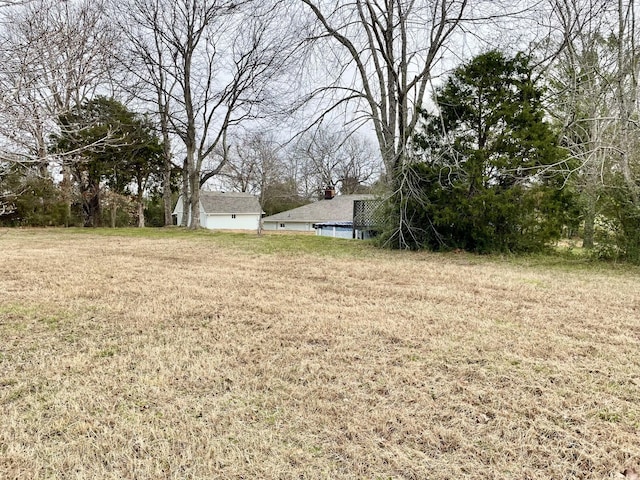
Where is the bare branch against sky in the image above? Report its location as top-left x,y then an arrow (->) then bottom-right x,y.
0,0 -> 119,170
120,0 -> 294,228
296,0 -> 545,179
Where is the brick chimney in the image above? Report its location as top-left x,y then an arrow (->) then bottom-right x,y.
324,186 -> 335,200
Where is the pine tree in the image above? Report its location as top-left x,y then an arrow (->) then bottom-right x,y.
404,51 -> 574,252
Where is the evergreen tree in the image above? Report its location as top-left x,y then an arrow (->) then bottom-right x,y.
0,167 -> 70,227
53,97 -> 163,227
399,50 -> 574,252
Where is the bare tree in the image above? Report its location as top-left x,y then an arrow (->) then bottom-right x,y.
613,0 -> 640,205
220,132 -> 284,205
117,0 -> 179,226
339,134 -> 381,194
122,0 -> 291,229
546,1 -> 617,247
294,127 -> 380,197
0,0 -> 121,225
295,128 -> 342,197
298,0 -> 475,178
0,0 -> 119,168
546,0 -> 640,248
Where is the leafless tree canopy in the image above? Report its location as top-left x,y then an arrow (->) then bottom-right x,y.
293,128 -> 380,196
121,0 -> 294,228
219,132 -> 285,201
543,0 -> 640,247
219,128 -> 381,209
299,1 -> 474,176
0,0 -> 119,167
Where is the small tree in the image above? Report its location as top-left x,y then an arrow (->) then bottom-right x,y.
395,50 -> 574,252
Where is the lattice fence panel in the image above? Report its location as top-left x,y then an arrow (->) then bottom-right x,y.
353,199 -> 385,230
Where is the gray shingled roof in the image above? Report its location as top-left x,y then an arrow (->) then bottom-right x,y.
200,191 -> 262,214
262,195 -> 374,223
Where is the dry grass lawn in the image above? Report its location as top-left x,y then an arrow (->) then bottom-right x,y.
1,228 -> 640,479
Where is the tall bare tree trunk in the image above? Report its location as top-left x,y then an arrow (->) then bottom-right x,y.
188,153 -> 200,229
61,163 -> 73,227
160,104 -> 173,226
162,152 -> 172,226
123,0 -> 292,231
180,158 -> 189,227
137,192 -> 145,228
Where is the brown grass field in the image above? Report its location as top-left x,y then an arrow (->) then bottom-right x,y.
1,228 -> 640,479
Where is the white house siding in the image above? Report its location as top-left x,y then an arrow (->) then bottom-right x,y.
262,221 -> 313,232
204,213 -> 259,231
173,198 -> 206,227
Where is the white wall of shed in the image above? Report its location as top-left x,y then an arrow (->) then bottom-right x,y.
203,213 -> 260,231
172,197 -> 206,227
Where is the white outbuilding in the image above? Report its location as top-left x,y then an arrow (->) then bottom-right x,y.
173,191 -> 263,232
